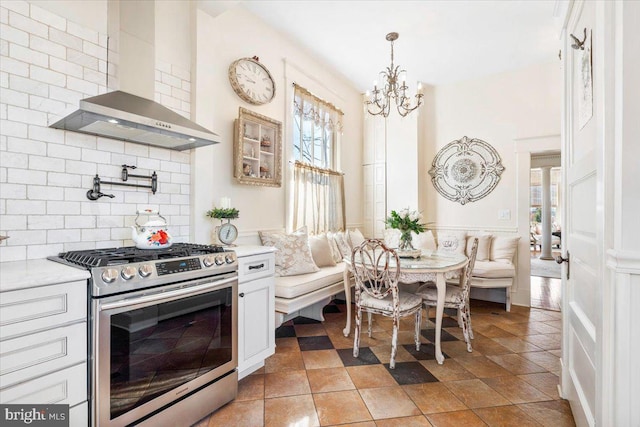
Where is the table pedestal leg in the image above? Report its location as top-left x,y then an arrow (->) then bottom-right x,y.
342,268 -> 351,337
435,273 -> 445,364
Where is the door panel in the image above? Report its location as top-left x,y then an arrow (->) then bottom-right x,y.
562,1 -> 599,425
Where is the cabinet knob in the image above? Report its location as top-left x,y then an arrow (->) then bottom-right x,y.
239,292 -> 245,298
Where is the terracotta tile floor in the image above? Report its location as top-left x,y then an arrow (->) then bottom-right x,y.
194,300 -> 575,426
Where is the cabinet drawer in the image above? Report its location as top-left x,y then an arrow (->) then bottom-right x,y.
0,322 -> 86,388
0,362 -> 87,407
238,253 -> 275,283
0,281 -> 87,340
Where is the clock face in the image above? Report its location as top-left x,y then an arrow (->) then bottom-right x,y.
229,58 -> 275,105
218,223 -> 238,245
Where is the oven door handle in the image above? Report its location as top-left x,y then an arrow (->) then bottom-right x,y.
99,275 -> 237,311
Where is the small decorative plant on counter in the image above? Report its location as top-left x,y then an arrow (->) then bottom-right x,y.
206,207 -> 240,220
385,208 -> 426,251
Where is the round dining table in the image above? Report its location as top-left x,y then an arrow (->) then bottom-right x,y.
342,250 -> 468,364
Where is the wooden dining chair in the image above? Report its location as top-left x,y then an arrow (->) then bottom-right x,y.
351,239 -> 423,369
415,237 -> 479,352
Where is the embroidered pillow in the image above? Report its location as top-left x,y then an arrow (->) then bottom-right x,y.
437,231 -> 467,255
309,234 -> 337,268
259,227 -> 320,276
333,231 -> 352,259
325,232 -> 344,263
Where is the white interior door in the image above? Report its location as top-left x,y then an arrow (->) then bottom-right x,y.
561,1 -> 600,426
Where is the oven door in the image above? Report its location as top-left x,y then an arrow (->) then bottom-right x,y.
91,273 -> 237,427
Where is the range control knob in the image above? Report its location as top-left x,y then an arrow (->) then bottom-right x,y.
215,255 -> 225,266
121,266 -> 137,280
203,256 -> 215,267
225,254 -> 236,264
101,268 -> 118,284
139,264 -> 153,277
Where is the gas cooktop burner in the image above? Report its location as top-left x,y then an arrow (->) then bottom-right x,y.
51,243 -> 226,269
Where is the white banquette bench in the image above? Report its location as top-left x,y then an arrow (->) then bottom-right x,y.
257,228 -> 361,327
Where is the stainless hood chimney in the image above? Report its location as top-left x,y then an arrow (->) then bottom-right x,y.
50,91 -> 219,151
50,1 -> 219,151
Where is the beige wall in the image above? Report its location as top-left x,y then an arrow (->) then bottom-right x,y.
421,61 -> 561,230
191,6 -> 363,244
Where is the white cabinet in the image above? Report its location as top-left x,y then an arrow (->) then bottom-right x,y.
236,248 -> 276,379
0,275 -> 88,427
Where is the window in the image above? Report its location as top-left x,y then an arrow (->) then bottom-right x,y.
291,84 -> 345,233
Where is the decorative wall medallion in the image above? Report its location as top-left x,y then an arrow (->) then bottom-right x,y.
428,136 -> 505,205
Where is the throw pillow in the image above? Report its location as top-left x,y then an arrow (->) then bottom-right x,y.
413,230 -> 436,251
333,231 -> 352,259
348,228 -> 366,248
309,234 -> 337,268
325,232 -> 343,263
383,228 -> 401,248
490,236 -> 521,263
466,233 -> 492,261
437,231 -> 467,255
258,227 -> 320,276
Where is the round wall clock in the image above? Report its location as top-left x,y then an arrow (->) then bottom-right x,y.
228,57 -> 276,105
217,222 -> 238,246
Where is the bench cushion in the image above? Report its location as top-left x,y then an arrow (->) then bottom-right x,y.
275,264 -> 345,299
472,261 -> 516,279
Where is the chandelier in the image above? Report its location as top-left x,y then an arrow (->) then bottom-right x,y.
365,32 -> 423,118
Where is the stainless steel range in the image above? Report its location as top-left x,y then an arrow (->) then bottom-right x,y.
49,243 -> 239,427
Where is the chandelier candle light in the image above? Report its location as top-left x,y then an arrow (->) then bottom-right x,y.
366,32 -> 424,118
385,208 -> 426,256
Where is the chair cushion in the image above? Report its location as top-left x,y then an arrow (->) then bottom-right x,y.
359,290 -> 422,312
415,284 -> 464,305
471,261 -> 516,278
274,264 -> 345,299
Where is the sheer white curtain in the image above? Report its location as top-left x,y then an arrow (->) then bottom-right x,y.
292,161 -> 345,234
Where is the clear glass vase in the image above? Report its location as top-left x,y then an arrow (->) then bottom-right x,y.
398,230 -> 414,251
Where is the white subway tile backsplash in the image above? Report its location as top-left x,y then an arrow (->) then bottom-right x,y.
27,243 -> 64,259
67,48 -> 98,71
65,160 -> 96,175
27,184 -> 63,200
0,55 -> 29,76
8,104 -> 47,125
9,74 -> 48,96
1,214 -> 27,230
49,27 -> 82,51
67,75 -> 98,96
30,65 -> 66,87
10,42 -> 47,67
30,34 -> 66,58
3,2 -> 29,16
47,200 -> 80,215
47,228 -> 79,243
48,171 -> 80,187
28,214 -> 64,229
29,125 -> 63,143
0,246 -> 27,262
30,4 -> 65,30
1,150 -> 28,168
0,182 -> 26,198
7,136 -> 45,155
67,21 -> 98,44
0,8 -> 191,260
0,88 -> 29,107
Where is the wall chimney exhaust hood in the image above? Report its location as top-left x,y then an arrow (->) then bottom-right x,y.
50,91 -> 220,151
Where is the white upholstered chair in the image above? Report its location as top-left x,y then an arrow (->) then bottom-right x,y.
351,239 -> 423,369
416,237 -> 479,352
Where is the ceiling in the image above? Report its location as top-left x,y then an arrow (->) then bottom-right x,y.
199,0 -> 562,91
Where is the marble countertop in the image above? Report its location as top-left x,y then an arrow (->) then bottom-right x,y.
0,259 -> 90,293
231,245 -> 277,258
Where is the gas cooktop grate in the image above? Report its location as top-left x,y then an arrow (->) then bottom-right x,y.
53,243 -> 226,268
